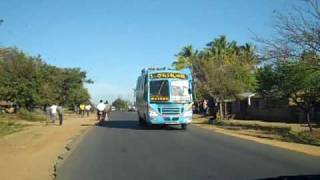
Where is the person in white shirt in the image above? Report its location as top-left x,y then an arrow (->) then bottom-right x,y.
45,105 -> 52,124
50,104 -> 58,123
85,104 -> 92,117
96,100 -> 106,120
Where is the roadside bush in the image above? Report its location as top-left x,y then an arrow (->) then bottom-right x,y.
112,98 -> 129,111
283,131 -> 320,146
18,109 -> 46,122
0,121 -> 26,136
0,107 -> 4,116
214,120 -> 292,134
214,120 -> 320,146
18,109 -> 32,120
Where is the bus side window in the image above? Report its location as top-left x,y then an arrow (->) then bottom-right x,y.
143,75 -> 148,101
139,77 -> 143,90
136,77 -> 140,90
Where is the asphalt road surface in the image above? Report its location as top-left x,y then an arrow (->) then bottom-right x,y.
56,112 -> 320,180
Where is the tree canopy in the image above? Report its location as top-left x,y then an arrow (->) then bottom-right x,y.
112,98 -> 129,111
171,1 -> 320,129
173,37 -> 257,98
256,0 -> 320,131
0,47 -> 92,109
173,36 -> 258,119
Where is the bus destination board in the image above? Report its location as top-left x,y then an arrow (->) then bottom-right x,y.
149,72 -> 187,80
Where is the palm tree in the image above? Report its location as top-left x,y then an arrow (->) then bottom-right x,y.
172,45 -> 197,70
201,36 -> 257,119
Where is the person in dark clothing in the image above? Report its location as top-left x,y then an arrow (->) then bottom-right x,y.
199,100 -> 204,115
203,99 -> 208,117
57,105 -> 64,126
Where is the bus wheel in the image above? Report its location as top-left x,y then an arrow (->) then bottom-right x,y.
181,124 -> 187,130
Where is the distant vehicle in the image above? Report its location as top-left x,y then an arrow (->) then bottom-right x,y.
135,67 -> 193,130
111,106 -> 116,111
128,105 -> 136,112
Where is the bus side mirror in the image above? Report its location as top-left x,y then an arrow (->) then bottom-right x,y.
188,88 -> 192,94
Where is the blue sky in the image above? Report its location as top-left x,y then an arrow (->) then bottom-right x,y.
0,0 -> 303,103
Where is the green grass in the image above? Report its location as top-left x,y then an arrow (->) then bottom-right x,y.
212,120 -> 320,146
0,109 -> 46,137
214,120 -> 292,134
0,111 -> 41,137
18,109 -> 46,122
0,120 -> 27,137
282,131 -> 320,146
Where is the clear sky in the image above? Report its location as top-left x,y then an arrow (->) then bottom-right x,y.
0,0 -> 303,103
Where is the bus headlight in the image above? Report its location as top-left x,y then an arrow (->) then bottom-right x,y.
185,103 -> 193,112
149,108 -> 159,118
183,111 -> 192,118
183,103 -> 193,117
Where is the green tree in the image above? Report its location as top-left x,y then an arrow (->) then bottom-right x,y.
257,60 -> 320,132
0,48 -> 40,109
0,47 -> 92,110
280,62 -> 319,132
257,0 -> 320,131
112,98 -> 129,111
172,45 -> 197,70
173,36 -> 257,119
196,36 -> 257,119
256,65 -> 281,98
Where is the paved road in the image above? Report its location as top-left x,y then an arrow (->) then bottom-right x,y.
57,112 -> 320,180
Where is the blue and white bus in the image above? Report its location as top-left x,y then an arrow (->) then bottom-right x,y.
135,67 -> 193,129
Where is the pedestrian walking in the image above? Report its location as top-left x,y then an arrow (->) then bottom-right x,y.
45,105 -> 52,124
79,104 -> 85,117
199,100 -> 204,115
57,105 -> 64,126
195,101 -> 201,114
104,100 -> 111,121
85,104 -> 92,117
74,105 -> 79,114
203,99 -> 208,117
50,104 -> 58,123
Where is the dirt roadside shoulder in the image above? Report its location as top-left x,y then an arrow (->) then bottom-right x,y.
192,118 -> 320,157
0,114 -> 97,180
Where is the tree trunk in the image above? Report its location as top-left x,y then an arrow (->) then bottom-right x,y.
219,102 -> 224,120
306,111 -> 313,132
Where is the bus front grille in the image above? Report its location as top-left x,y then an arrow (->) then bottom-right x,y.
161,108 -> 181,115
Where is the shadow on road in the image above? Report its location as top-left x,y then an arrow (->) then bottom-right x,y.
96,120 -> 182,131
97,120 -> 141,130
80,124 -> 95,127
257,174 -> 320,180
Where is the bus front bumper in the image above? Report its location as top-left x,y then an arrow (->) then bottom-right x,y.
149,115 -> 192,125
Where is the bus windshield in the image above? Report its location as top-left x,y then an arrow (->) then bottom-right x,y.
149,80 -> 170,101
171,80 -> 191,103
